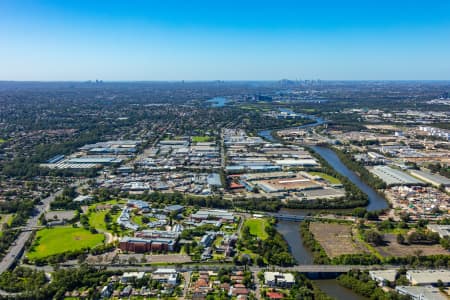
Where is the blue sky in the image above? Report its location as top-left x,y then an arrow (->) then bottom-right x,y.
1,0 -> 450,80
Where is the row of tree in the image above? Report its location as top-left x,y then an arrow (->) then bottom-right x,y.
337,270 -> 409,300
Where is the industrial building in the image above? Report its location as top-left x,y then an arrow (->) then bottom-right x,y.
395,286 -> 447,300
369,270 -> 397,286
370,166 -> 424,186
409,169 -> 450,187
190,209 -> 235,222
274,158 -> 319,168
406,270 -> 450,286
252,177 -> 321,193
427,225 -> 450,238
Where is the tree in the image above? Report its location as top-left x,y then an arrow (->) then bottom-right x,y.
397,234 -> 405,245
364,230 -> 384,246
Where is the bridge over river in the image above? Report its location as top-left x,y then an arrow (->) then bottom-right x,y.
267,212 -> 310,221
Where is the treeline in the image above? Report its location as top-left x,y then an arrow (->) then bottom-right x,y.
0,198 -> 35,228
0,265 -> 119,299
0,267 -> 47,293
285,197 -> 367,210
25,242 -> 115,266
284,273 -> 333,300
238,218 -> 295,267
136,191 -> 282,212
299,221 -> 330,264
325,146 -> 387,190
1,125 -> 110,179
385,255 -> 450,268
332,253 -> 380,265
337,270 -> 409,300
0,230 -> 20,260
49,187 -> 78,210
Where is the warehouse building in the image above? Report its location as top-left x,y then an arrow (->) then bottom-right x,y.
406,270 -> 450,286
426,225 -> 450,238
370,166 -> 424,186
409,169 -> 450,187
395,286 -> 447,300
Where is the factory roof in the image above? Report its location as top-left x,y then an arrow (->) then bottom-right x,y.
66,157 -> 122,164
406,269 -> 450,285
409,169 -> 450,187
371,166 -> 424,186
396,286 -> 447,300
274,159 -> 319,167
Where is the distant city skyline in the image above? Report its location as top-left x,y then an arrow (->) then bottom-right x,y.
1,0 -> 450,81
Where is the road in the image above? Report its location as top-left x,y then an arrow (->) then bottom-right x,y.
0,180 -> 85,274
23,263 -> 394,274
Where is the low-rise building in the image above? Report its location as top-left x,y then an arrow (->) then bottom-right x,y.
121,272 -> 145,283
264,272 -> 295,288
427,225 -> 450,238
406,270 -> 450,286
369,270 -> 397,286
396,285 -> 447,300
152,268 -> 178,285
119,236 -> 177,252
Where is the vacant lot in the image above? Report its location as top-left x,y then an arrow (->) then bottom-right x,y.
27,227 -> 104,260
245,218 -> 269,240
309,172 -> 341,184
310,222 -> 369,258
45,210 -> 76,221
374,234 -> 449,257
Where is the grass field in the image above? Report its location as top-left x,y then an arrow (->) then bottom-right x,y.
192,135 -> 213,142
27,227 -> 104,260
89,210 -> 109,232
0,138 -> 6,144
245,218 -> 269,240
309,172 -> 341,184
309,222 -> 369,258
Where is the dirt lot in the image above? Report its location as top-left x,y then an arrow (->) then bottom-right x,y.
309,222 -> 369,258
374,234 -> 449,257
44,210 -> 76,221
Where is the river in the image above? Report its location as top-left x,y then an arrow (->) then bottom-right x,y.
257,114 -> 388,299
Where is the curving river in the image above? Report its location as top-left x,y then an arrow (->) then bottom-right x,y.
257,114 -> 388,299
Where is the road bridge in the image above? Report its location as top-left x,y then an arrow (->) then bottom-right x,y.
267,213 -> 310,222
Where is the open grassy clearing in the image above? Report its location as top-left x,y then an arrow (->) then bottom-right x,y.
132,215 -> 144,226
0,138 -> 6,144
244,218 -> 269,240
92,199 -> 126,207
309,172 -> 341,184
309,222 -> 369,258
27,226 -> 104,260
373,234 -> 449,257
89,210 -> 109,232
192,135 -> 213,142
